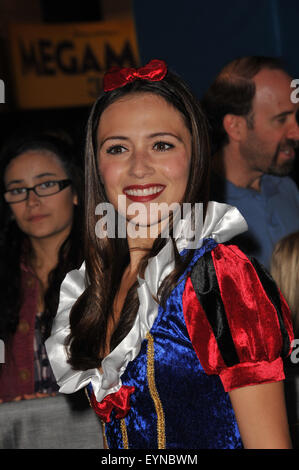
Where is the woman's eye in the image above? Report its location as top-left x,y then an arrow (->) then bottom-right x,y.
153,142 -> 174,151
106,145 -> 127,155
39,181 -> 56,189
10,187 -> 26,195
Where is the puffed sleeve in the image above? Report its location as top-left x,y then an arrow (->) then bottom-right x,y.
182,244 -> 294,392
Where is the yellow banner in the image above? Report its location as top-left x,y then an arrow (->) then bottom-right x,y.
9,19 -> 140,109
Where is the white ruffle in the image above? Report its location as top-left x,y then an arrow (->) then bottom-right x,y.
45,202 -> 247,402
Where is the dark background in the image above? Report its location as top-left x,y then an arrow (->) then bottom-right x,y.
0,0 -> 298,183
134,0 -> 299,99
133,0 -> 299,186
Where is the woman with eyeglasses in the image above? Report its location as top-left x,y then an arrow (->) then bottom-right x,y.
0,133 -> 84,403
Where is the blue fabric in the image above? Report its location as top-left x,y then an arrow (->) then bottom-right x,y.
211,172 -> 299,269
104,238 -> 243,449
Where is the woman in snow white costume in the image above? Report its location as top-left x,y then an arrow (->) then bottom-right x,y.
46,60 -> 294,449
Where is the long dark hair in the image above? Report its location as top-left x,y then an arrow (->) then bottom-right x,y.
67,67 -> 211,370
0,133 -> 84,342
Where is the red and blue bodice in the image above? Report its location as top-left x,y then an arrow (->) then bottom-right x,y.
87,238 -> 293,449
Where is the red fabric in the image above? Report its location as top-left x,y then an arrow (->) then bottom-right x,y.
0,265 -> 38,402
89,385 -> 135,423
183,276 -> 227,374
183,244 -> 294,392
220,358 -> 285,392
103,59 -> 167,92
211,245 -> 293,362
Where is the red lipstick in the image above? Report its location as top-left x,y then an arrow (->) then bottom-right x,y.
123,184 -> 166,202
27,214 -> 49,222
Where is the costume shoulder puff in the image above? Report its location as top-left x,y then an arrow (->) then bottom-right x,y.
182,243 -> 294,392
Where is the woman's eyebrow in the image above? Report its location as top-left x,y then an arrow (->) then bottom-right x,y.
6,172 -> 58,188
99,136 -> 128,149
6,178 -> 24,188
148,132 -> 183,142
34,172 -> 58,179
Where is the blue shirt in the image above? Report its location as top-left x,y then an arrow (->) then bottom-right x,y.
210,173 -> 299,269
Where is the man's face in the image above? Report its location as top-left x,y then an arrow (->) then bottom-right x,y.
239,68 -> 299,176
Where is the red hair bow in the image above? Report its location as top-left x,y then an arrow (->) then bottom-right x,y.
103,59 -> 167,92
89,385 -> 135,423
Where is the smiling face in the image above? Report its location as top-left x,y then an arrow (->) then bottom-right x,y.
240,68 -> 299,176
4,150 -> 77,241
97,92 -> 192,232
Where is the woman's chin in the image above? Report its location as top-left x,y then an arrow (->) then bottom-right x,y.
126,215 -> 172,240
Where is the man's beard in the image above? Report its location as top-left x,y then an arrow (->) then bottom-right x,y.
267,142 -> 296,177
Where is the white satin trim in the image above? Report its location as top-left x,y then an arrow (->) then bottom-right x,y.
45,202 -> 247,402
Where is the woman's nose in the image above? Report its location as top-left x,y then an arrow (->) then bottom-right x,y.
129,149 -> 155,178
26,188 -> 41,206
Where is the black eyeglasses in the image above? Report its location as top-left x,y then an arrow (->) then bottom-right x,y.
4,179 -> 72,204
